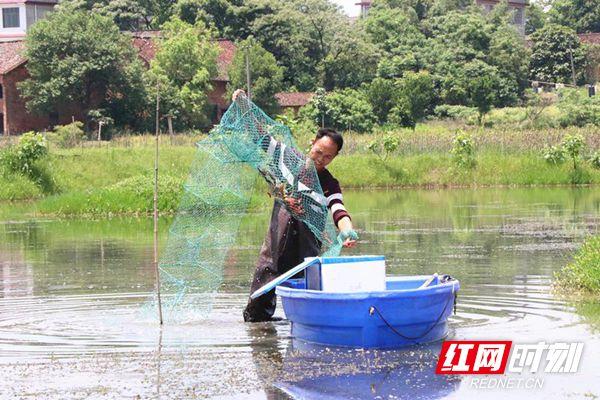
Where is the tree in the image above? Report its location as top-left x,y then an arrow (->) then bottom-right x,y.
146,17 -> 219,129
397,71 -> 436,124
363,77 -> 398,124
549,0 -> 600,33
19,9 -> 147,130
302,89 -> 376,133
525,2 -> 547,35
57,0 -> 156,30
173,0 -> 241,37
363,6 -> 426,78
249,0 -> 376,91
227,38 -> 284,115
530,24 -> 587,85
440,60 -> 500,123
487,24 -> 530,106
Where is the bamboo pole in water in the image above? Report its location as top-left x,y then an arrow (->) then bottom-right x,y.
154,84 -> 163,325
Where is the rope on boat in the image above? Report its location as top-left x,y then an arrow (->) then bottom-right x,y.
369,288 -> 457,342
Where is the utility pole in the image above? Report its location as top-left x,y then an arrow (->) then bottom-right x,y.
569,47 -> 577,86
245,46 -> 252,101
154,83 -> 163,325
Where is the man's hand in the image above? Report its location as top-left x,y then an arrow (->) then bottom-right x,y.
339,229 -> 358,248
232,89 -> 245,102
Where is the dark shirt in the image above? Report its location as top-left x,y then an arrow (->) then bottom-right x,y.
318,168 -> 350,227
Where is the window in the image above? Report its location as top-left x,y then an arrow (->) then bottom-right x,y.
2,7 -> 20,28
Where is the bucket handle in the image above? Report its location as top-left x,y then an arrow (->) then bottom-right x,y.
369,290 -> 456,342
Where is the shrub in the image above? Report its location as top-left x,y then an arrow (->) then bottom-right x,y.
557,88 -> 600,127
555,235 -> 600,294
450,131 -> 476,169
561,134 -> 585,170
589,152 -> 600,169
301,88 -> 376,133
49,122 -> 86,148
0,131 -> 48,174
367,134 -> 399,161
542,145 -> 566,165
434,105 -> 479,121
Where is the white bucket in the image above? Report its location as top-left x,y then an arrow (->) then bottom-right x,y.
305,255 -> 386,293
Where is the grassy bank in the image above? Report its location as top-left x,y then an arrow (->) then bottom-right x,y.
555,235 -> 600,296
1,124 -> 599,216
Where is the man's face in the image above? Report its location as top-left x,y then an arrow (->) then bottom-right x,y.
308,136 -> 339,171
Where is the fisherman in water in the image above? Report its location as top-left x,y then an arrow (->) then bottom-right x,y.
230,89 -> 359,322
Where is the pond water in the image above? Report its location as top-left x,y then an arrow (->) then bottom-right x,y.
0,187 -> 599,399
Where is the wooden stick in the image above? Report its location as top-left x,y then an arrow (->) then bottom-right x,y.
154,84 -> 163,325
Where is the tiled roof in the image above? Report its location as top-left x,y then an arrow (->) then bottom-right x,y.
275,92 -> 315,107
130,31 -> 161,65
0,40 -> 26,75
579,33 -> 600,45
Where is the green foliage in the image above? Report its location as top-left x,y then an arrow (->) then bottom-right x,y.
174,0 -> 238,35
434,104 -> 478,120
530,24 -> 587,85
1,132 -> 48,175
227,38 -> 284,115
589,152 -> 600,169
555,235 -> 600,294
244,0 -> 377,91
388,99 -> 416,129
146,17 -> 218,130
312,88 -> 328,127
49,122 -> 86,148
396,71 -> 435,125
319,89 -> 377,133
525,2 -> 547,35
543,145 -> 567,165
0,132 -> 57,194
561,133 -> 585,170
363,78 -> 398,124
368,134 -> 399,161
451,131 -> 476,169
20,9 -> 147,129
548,0 -> 600,34
557,88 -> 600,127
487,25 -> 530,106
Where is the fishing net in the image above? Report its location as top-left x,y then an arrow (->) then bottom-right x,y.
156,94 -> 343,321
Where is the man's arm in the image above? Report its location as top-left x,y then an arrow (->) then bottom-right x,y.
337,216 -> 357,248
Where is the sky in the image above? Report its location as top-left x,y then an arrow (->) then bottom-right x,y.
331,0 -> 361,17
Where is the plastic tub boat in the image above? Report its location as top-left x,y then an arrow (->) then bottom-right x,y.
276,275 -> 459,349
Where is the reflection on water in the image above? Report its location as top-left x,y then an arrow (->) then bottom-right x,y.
0,187 -> 599,398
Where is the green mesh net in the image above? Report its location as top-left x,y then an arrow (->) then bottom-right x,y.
156,94 -> 343,321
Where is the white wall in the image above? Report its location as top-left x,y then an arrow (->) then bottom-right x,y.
0,4 -> 27,37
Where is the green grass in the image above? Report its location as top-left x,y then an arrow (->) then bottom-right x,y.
555,235 -> 600,296
1,125 -> 600,216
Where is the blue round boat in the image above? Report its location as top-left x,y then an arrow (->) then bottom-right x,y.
276,275 -> 460,349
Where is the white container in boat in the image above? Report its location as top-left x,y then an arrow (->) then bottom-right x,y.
305,255 -> 386,292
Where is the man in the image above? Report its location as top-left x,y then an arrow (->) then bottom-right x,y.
231,89 -> 358,322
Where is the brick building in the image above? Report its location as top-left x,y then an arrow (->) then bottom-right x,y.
0,35 -> 237,135
275,92 -> 314,116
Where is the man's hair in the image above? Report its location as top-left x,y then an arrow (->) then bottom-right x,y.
315,128 -> 343,152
